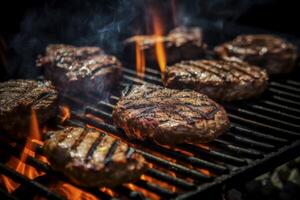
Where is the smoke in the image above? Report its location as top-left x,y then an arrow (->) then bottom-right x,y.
7,0 -> 143,78
6,0 -> 274,78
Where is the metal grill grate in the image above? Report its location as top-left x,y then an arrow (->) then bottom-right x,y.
1,37 -> 300,200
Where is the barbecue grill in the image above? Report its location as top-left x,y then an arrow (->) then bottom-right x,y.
1,28 -> 300,198
1,0 -> 300,199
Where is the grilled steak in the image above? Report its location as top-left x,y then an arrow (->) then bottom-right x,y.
215,34 -> 298,75
112,84 -> 229,145
165,58 -> 268,101
43,126 -> 145,188
37,44 -> 122,97
0,79 -> 58,136
124,27 -> 207,64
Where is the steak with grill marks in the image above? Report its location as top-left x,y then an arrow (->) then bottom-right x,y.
164,58 -> 268,101
112,84 -> 229,145
124,27 -> 207,64
0,79 -> 58,136
43,126 -> 145,188
215,34 -> 298,75
36,44 -> 122,96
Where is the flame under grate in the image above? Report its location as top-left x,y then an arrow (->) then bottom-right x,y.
1,35 -> 300,200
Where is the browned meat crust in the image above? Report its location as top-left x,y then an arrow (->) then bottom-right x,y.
215,34 -> 298,75
112,84 -> 229,145
37,44 -> 122,96
0,79 -> 58,136
43,126 -> 145,188
124,27 -> 207,64
165,58 -> 268,101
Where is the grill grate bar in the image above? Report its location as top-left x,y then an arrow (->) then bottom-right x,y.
145,168 -> 195,190
69,114 -> 212,181
268,88 -> 300,99
228,113 -> 300,138
259,100 -> 300,114
179,144 -> 247,166
223,132 -> 275,151
245,103 -> 300,121
270,82 -> 300,93
286,80 -> 300,87
0,163 -> 63,200
225,105 -> 300,129
211,139 -> 262,158
230,123 -> 289,145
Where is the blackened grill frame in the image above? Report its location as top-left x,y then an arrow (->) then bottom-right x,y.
1,23 -> 300,199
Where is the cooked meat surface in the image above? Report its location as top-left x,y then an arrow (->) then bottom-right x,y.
0,79 -> 58,135
124,27 -> 207,64
112,84 -> 229,145
165,58 -> 268,101
37,44 -> 122,96
215,34 -> 298,75
43,126 -> 145,188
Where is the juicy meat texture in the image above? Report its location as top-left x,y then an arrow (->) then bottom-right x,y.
0,79 -> 58,135
124,27 -> 207,64
43,126 -> 145,188
165,58 -> 268,101
37,44 -> 122,96
215,34 -> 298,75
112,84 -> 229,145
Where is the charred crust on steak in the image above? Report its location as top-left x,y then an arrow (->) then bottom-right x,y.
165,59 -> 268,101
36,44 -> 122,96
43,126 -> 145,188
123,26 -> 207,64
215,34 -> 298,75
0,79 -> 58,136
112,84 -> 230,145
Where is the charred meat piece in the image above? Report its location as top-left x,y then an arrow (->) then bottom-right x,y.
43,126 -> 145,188
0,79 -> 58,136
165,58 -> 268,101
37,44 -> 122,96
215,34 -> 298,75
112,84 -> 229,145
124,27 -> 207,64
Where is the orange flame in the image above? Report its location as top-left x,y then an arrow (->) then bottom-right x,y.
60,106 -> 70,123
100,187 -> 116,197
199,169 -> 211,176
58,183 -> 97,200
127,183 -> 160,200
135,40 -> 146,79
1,109 -> 43,193
152,13 -> 167,81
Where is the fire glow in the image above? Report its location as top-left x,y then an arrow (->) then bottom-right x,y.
151,8 -> 167,81
60,105 -> 71,123
135,40 -> 146,79
1,109 -> 43,193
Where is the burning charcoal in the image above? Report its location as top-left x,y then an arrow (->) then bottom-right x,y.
123,27 -> 207,66
164,58 -> 268,101
37,44 -> 122,98
215,34 -> 298,75
112,84 -> 229,145
0,79 -> 58,137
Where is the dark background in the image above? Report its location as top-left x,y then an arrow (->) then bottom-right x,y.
0,0 -> 299,81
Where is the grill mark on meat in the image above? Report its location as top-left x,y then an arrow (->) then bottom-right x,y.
71,128 -> 88,150
229,61 -> 259,79
32,92 -> 53,105
90,64 -> 115,76
85,132 -> 106,162
122,85 -> 134,97
126,147 -> 135,159
58,127 -> 74,143
104,140 -> 119,165
181,62 -> 225,81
